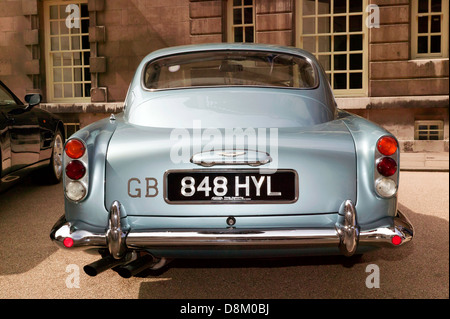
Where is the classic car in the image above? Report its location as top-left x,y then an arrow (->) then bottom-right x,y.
50,43 -> 414,278
0,81 -> 64,192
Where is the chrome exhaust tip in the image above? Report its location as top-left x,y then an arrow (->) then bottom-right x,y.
83,253 -> 132,277
117,254 -> 158,278
117,254 -> 171,278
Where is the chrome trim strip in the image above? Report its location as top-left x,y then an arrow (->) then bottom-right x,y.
126,228 -> 340,249
190,149 -> 272,167
50,210 -> 413,253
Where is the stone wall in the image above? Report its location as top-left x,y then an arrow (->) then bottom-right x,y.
369,0 -> 449,97
96,0 -> 191,102
0,0 -> 38,100
255,0 -> 293,46
0,0 -> 448,151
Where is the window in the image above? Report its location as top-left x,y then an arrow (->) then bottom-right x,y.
44,1 -> 91,102
227,0 -> 255,43
412,0 -> 449,58
64,122 -> 81,140
414,120 -> 444,140
0,86 -> 17,106
296,0 -> 368,96
144,51 -> 317,90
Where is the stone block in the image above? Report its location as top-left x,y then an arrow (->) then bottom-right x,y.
190,17 -> 222,35
256,12 -> 292,32
104,0 -> 129,10
90,87 -> 107,102
89,26 -> 105,43
88,0 -> 105,12
0,17 -> 15,32
256,30 -> 292,46
371,78 -> 450,96
189,0 -> 222,18
22,0 -> 38,15
23,29 -> 39,45
256,0 -> 292,14
0,1 -> 23,16
24,59 -> 40,75
90,56 -> 106,73
190,34 -> 222,44
370,24 -> 409,43
370,42 -> 409,61
379,5 -> 409,24
0,59 -> 12,76
371,59 -> 449,80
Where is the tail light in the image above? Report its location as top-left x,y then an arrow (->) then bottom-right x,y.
63,237 -> 74,248
64,138 -> 88,202
377,157 -> 397,177
65,160 -> 86,180
374,135 -> 399,198
391,235 -> 402,246
65,139 -> 86,159
377,136 -> 398,156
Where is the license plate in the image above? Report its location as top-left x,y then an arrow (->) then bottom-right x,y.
165,169 -> 298,204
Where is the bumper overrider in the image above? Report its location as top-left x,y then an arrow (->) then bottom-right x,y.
50,200 -> 414,259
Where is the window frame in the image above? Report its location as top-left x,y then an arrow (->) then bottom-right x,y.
227,0 -> 256,43
295,0 -> 369,97
63,122 -> 81,140
43,0 -> 91,103
414,120 -> 444,140
411,0 -> 449,59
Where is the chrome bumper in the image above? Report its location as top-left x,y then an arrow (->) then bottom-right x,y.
50,200 -> 414,258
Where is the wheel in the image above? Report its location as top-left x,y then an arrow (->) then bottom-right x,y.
46,129 -> 64,184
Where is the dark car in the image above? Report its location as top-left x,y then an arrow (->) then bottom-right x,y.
0,81 -> 65,191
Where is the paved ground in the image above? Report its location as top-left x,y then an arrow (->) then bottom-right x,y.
0,157 -> 448,301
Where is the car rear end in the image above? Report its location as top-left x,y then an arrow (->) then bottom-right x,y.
50,44 -> 413,277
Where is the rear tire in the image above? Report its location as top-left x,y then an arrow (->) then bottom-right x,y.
46,129 -> 64,184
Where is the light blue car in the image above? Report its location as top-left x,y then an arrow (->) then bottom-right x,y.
50,43 -> 413,278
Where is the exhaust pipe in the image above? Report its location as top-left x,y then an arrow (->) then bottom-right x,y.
83,253 -> 132,277
151,257 -> 172,270
117,255 -> 171,278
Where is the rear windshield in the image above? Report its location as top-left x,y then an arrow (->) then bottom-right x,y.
143,50 -> 317,90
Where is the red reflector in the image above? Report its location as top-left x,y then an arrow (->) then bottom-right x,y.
377,157 -> 397,177
65,160 -> 86,180
392,235 -> 402,246
377,136 -> 398,156
63,237 -> 74,248
65,139 -> 85,159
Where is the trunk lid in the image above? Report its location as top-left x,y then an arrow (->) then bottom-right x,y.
105,116 -> 356,217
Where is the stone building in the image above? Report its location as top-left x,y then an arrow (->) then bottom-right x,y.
0,0 -> 448,152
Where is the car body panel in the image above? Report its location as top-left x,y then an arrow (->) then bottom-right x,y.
126,88 -> 333,128
63,117 -> 117,225
51,44 -> 413,267
0,81 -> 64,191
104,113 -> 357,218
339,110 -> 399,227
